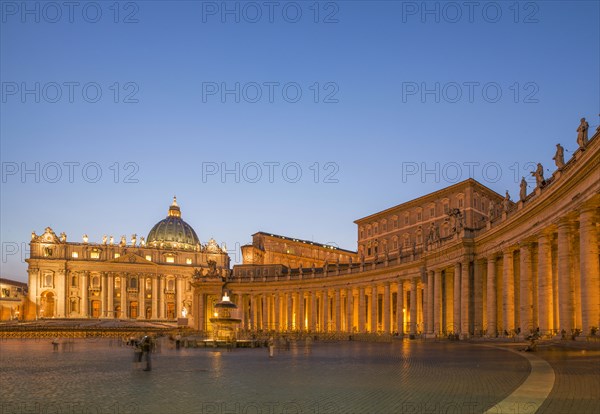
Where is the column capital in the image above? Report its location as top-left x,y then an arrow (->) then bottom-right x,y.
579,203 -> 599,216
556,215 -> 577,228
502,247 -> 515,256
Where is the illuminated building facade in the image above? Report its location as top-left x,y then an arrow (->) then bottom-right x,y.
26,198 -> 230,326
26,121 -> 599,338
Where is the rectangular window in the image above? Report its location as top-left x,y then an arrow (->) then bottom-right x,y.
90,251 -> 100,259
186,258 -> 192,265
417,212 -> 422,221
145,255 -> 152,262
114,253 -> 120,259
404,215 -> 409,225
71,252 -> 79,258
166,256 -> 175,263
459,199 -> 464,208
430,207 -> 435,218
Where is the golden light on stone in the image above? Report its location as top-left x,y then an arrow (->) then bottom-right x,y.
16,123 -> 600,339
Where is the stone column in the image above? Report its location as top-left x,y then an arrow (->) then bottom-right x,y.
298,291 -> 304,331
151,277 -> 158,319
322,290 -> 329,332
287,292 -> 293,331
274,293 -> 281,331
434,270 -> 442,335
358,287 -> 366,333
158,277 -> 164,319
426,270 -> 434,334
397,280 -> 404,335
580,206 -> 600,335
321,289 -> 329,332
502,249 -> 515,333
101,273 -> 108,318
106,273 -> 114,319
335,289 -> 341,332
176,276 -> 183,319
250,294 -> 257,330
138,275 -> 145,319
383,283 -> 391,334
473,259 -> 484,335
557,219 -> 575,333
486,256 -> 497,335
262,295 -> 269,330
197,293 -> 204,331
453,263 -> 461,334
371,286 -> 378,333
409,278 -> 417,335
537,232 -> 553,334
81,272 -> 88,317
519,243 -> 534,334
120,276 -> 127,319
460,261 -> 470,336
346,288 -> 353,332
310,291 -> 317,332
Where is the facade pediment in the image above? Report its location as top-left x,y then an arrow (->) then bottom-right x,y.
110,253 -> 153,264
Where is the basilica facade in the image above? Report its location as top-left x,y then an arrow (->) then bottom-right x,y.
26,199 -> 230,327
26,117 -> 599,338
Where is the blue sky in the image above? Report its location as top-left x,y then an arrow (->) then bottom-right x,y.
1,0 -> 599,282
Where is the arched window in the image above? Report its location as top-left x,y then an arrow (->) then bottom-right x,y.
130,278 -> 137,289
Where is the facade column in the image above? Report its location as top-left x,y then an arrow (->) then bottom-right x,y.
460,261 -> 470,336
358,287 -> 366,333
346,288 -> 353,332
519,243 -> 534,334
310,291 -> 317,332
453,263 -> 461,333
101,272 -> 108,318
486,256 -> 497,335
121,275 -> 128,318
409,278 -> 417,334
473,259 -> 484,335
383,283 -> 391,334
175,276 -> 183,319
262,293 -> 271,331
370,286 -> 378,333
151,276 -> 158,319
433,270 -> 442,335
274,293 -> 281,331
335,289 -> 341,332
286,292 -> 293,331
138,274 -> 145,319
537,232 -> 553,334
298,291 -> 304,331
197,293 -> 204,331
397,280 -> 404,335
250,294 -> 257,330
81,272 -> 88,317
426,270 -> 434,334
157,277 -> 164,319
557,219 -> 575,333
106,273 -> 114,319
322,290 -> 329,332
580,206 -> 600,335
502,249 -> 515,333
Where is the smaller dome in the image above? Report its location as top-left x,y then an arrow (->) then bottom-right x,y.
147,197 -> 199,249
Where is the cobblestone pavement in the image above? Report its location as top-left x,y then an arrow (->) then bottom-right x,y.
0,337 -> 553,414
535,342 -> 600,414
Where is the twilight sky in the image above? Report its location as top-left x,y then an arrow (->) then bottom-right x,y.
1,1 -> 599,282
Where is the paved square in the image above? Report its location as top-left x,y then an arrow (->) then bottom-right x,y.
0,338 -> 538,413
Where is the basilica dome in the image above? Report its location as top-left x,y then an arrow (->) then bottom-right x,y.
147,197 -> 199,249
